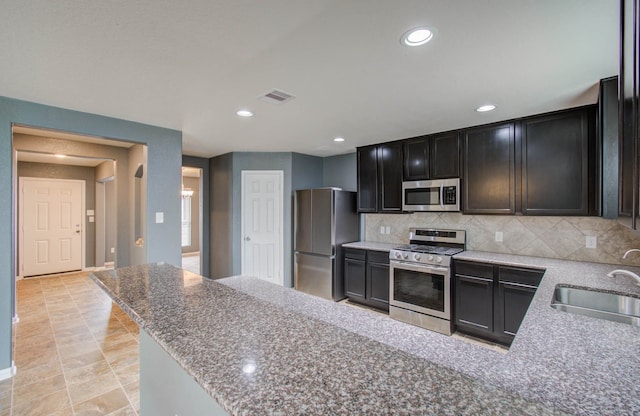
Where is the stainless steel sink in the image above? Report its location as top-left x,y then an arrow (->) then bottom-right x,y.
551,285 -> 640,326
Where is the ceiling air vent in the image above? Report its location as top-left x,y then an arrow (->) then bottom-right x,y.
260,89 -> 296,104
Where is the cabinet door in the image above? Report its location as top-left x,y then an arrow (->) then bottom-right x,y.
496,281 -> 537,343
430,133 -> 460,179
462,123 -> 515,214
357,145 -> 378,213
367,262 -> 390,311
454,274 -> 494,334
403,137 -> 429,181
378,142 -> 403,212
344,258 -> 366,301
521,110 -> 591,215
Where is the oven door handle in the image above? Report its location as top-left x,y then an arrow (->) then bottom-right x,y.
390,260 -> 449,274
440,185 -> 444,208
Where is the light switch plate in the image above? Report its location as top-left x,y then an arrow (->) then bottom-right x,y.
156,212 -> 164,223
89,216 -> 94,223
495,231 -> 504,242
86,209 -> 95,216
586,236 -> 597,249
380,226 -> 385,234
385,226 -> 391,234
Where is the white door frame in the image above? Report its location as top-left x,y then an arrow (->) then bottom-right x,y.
240,170 -> 284,285
18,177 -> 86,278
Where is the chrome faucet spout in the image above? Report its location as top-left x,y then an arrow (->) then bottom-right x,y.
623,248 -> 640,259
607,269 -> 640,286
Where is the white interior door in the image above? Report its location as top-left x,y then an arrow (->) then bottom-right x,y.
20,178 -> 84,277
241,171 -> 283,286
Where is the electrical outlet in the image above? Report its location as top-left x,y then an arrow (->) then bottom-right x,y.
385,226 -> 391,234
110,247 -> 115,254
495,231 -> 503,242
586,236 -> 597,249
156,212 -> 164,223
380,226 -> 385,234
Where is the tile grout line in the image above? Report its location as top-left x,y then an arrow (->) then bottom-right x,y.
68,276 -> 138,415
47,280 -> 78,416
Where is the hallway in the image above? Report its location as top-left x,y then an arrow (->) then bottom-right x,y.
1,273 -> 140,415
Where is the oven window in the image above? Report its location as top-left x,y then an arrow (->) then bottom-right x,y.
405,188 -> 440,206
393,268 -> 445,312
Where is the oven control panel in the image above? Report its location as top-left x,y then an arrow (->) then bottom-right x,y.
389,249 -> 449,267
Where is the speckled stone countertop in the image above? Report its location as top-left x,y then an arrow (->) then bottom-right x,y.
93,263 -> 563,416
342,241 -> 397,252
91,253 -> 640,416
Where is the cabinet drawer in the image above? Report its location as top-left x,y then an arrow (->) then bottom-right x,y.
498,266 -> 544,287
344,248 -> 366,261
454,260 -> 493,279
367,250 -> 390,265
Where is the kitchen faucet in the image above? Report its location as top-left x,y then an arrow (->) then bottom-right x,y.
607,249 -> 640,286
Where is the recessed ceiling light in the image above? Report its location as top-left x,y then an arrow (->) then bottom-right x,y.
236,110 -> 253,117
476,105 -> 496,112
54,154 -> 66,158
333,137 -> 345,142
401,27 -> 435,46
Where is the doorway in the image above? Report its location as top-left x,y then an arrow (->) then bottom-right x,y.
181,167 -> 203,275
19,177 -> 85,277
240,170 -> 284,286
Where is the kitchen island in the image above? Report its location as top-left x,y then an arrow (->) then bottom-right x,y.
91,255 -> 640,415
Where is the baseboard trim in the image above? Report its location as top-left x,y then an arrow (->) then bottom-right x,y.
0,362 -> 16,381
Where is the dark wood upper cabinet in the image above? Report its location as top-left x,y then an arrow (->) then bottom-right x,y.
378,142 -> 403,212
403,133 -> 459,181
356,145 -> 378,213
462,123 -> 515,214
403,136 -> 429,181
430,133 -> 460,179
521,109 -> 594,215
357,142 -> 403,213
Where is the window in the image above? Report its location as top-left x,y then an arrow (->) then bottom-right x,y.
181,193 -> 192,247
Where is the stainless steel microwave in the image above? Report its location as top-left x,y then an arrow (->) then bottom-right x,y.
402,178 -> 460,212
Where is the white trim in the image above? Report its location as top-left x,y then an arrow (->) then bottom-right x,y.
0,362 -> 16,381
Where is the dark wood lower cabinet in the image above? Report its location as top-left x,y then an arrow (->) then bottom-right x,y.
344,248 -> 389,311
455,275 -> 493,334
454,260 -> 544,345
344,257 -> 366,301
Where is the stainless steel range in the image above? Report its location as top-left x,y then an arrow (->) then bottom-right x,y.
389,228 -> 466,335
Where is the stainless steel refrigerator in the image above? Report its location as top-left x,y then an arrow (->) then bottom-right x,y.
294,188 -> 359,301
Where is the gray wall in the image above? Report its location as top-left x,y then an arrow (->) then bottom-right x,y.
13,134 -> 131,266
104,180 -> 117,263
129,144 -> 147,266
210,153 -> 233,279
0,96 -> 182,373
232,153 -> 293,286
323,152 -> 356,191
209,151 -> 356,286
17,162 -> 97,268
292,153 -> 323,190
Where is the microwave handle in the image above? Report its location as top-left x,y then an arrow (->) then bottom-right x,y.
440,185 -> 444,208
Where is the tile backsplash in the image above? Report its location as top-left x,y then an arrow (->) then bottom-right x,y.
364,213 -> 640,267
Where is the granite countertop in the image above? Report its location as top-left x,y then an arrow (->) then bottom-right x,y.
91,254 -> 640,416
342,241 -> 397,252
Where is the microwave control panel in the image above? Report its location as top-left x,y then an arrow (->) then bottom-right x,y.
443,186 -> 457,205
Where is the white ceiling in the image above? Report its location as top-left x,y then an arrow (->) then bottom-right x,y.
1,0 -> 618,158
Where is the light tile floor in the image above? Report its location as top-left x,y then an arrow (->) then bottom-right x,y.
181,252 -> 200,275
1,272 -> 140,416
